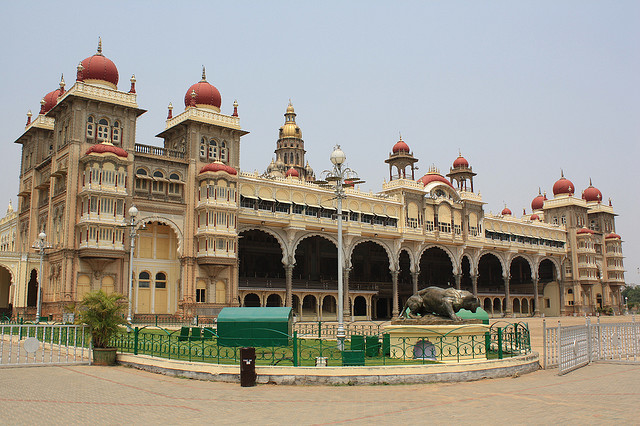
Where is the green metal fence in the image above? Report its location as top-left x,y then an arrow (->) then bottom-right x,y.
113,321 -> 531,367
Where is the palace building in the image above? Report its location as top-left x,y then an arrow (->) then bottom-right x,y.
0,41 -> 626,321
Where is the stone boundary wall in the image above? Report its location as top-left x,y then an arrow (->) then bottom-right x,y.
117,352 -> 540,385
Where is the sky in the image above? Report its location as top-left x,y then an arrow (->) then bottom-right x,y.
0,1 -> 638,284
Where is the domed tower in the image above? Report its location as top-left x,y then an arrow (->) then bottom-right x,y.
446,151 -> 476,192
272,101 -> 312,180
384,135 -> 418,181
582,178 -> 603,203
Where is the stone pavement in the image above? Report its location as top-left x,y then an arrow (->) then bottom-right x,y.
0,362 -> 638,425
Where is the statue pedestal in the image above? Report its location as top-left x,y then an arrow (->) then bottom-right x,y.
383,323 -> 490,362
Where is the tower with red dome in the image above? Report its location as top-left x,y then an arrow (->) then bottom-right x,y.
446,151 -> 476,192
384,135 -> 418,181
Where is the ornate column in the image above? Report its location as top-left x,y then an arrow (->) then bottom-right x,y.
504,275 -> 512,316
284,263 -> 294,308
559,280 -> 566,316
471,274 -> 478,298
454,273 -> 461,290
533,277 -> 541,316
602,282 -> 610,307
391,270 -> 399,317
343,267 -> 351,319
411,271 -> 419,295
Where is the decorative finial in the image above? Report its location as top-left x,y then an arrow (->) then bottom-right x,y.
97,37 -> 103,55
608,198 -> 612,206
288,98 -> 292,106
201,66 -> 206,82
523,208 -> 526,215
538,187 -> 542,195
190,89 -> 197,107
458,148 -> 462,156
59,74 -> 65,90
76,62 -> 84,81
26,110 -> 32,126
589,177 -> 593,186
167,103 -> 173,119
232,100 -> 238,117
129,74 -> 136,93
399,132 -> 402,141
39,98 -> 46,115
561,169 -> 564,178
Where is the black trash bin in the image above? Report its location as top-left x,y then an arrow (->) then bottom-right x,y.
240,347 -> 256,387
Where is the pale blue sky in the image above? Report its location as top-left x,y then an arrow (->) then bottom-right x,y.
1,1 -> 638,284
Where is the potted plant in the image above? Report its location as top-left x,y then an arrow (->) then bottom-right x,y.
77,290 -> 127,365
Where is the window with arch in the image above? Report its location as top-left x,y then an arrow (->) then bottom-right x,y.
196,280 -> 206,303
219,141 -> 227,162
86,116 -> 95,138
200,137 -> 206,159
135,168 -> 149,191
168,172 -> 181,195
152,170 -> 165,193
155,272 -> 167,289
208,139 -> 217,160
97,118 -> 110,141
138,271 -> 151,288
112,121 -> 121,145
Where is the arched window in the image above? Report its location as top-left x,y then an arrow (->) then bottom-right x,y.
155,272 -> 167,289
168,173 -> 181,195
208,139 -> 217,160
135,168 -> 148,190
219,141 -> 227,162
112,121 -> 121,145
138,271 -> 151,288
152,171 -> 165,193
200,137 -> 206,159
97,119 -> 110,141
86,116 -> 95,138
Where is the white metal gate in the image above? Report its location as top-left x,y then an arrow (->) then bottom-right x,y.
543,318 -> 640,375
0,324 -> 92,367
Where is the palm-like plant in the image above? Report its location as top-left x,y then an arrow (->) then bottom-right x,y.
78,290 -> 127,348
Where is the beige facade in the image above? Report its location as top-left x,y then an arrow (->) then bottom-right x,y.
1,44 -> 626,320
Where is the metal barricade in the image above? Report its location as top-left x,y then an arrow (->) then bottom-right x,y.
0,324 -> 91,367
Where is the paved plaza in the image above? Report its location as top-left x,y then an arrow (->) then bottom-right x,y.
0,362 -> 638,425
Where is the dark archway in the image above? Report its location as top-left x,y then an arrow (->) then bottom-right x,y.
27,269 -> 38,307
478,253 -> 503,294
294,236 -> 337,282
301,295 -> 317,318
244,293 -> 260,307
461,256 -> 472,292
510,256 -> 533,297
418,247 -> 454,288
292,295 -> 300,315
353,296 -> 367,316
0,265 -> 11,315
483,298 -> 492,313
266,294 -> 282,307
493,298 -> 501,314
539,259 -> 556,283
322,295 -> 336,317
239,230 -> 285,281
351,241 -> 391,320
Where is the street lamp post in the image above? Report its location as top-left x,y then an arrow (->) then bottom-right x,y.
32,232 -> 50,322
126,205 -> 139,324
318,145 -> 364,350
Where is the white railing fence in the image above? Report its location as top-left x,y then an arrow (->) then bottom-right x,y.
0,324 -> 91,367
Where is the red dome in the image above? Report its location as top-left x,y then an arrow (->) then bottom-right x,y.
530,214 -> 540,221
501,207 -> 512,216
392,139 -> 410,153
85,143 -> 128,158
285,167 -> 299,177
582,183 -> 603,203
417,173 -> 454,189
184,81 -> 221,110
576,227 -> 595,235
531,192 -> 547,210
453,155 -> 469,169
552,175 -> 575,196
605,233 -> 621,240
41,87 -> 64,114
199,162 -> 237,175
80,54 -> 119,87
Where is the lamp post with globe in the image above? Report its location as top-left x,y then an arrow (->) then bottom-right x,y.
316,145 -> 364,349
32,232 -> 50,322
126,205 -> 142,324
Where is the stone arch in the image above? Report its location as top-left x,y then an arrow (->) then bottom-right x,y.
137,216 -> 184,256
508,254 -> 535,279
418,244 -> 459,274
266,293 -> 282,307
477,250 -> 508,278
244,293 -> 260,307
461,253 -> 476,276
347,238 -> 395,271
538,257 -> 561,282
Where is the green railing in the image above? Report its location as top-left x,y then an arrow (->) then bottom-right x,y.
112,322 -> 530,366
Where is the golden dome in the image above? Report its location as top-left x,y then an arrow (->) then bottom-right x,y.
279,101 -> 302,139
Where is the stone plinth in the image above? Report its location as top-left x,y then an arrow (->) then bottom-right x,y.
383,323 -> 490,362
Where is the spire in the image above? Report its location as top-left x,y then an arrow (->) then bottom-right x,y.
167,103 -> 173,119
129,74 -> 136,93
39,98 -> 46,115
589,177 -> 593,186
232,100 -> 238,117
97,37 -> 103,55
26,110 -> 32,126
59,74 -> 65,94
399,132 -> 402,141
201,66 -> 207,82
76,62 -> 84,81
561,169 -> 564,178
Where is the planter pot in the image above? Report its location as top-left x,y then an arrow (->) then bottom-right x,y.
92,347 -> 118,366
